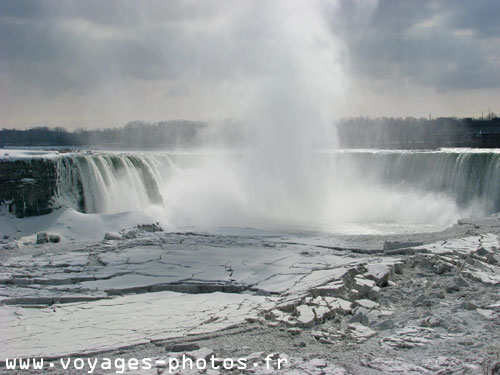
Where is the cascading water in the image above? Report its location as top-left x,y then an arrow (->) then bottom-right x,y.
55,153 -> 167,214
376,151 -> 500,213
317,149 -> 500,215
52,149 -> 500,234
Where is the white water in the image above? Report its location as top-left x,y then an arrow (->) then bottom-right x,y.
56,153 -> 166,214
14,1 -> 499,235
52,149 -> 500,234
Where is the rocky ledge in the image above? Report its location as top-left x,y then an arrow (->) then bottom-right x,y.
0,158 -> 58,217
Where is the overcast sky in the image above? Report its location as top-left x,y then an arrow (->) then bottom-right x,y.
1,0 -> 499,129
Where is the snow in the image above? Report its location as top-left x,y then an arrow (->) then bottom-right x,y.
0,291 -> 276,358
1,210 -> 500,373
0,149 -> 63,160
0,208 -> 158,241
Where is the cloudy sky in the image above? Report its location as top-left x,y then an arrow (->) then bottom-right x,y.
0,0 -> 499,129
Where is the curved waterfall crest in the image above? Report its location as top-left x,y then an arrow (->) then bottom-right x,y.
369,151 -> 500,213
55,153 -> 167,213
321,150 -> 500,213
53,150 -> 500,219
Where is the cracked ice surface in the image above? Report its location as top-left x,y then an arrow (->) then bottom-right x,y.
0,230 -> 400,359
2,226 -> 500,371
0,232 -> 387,302
0,291 -> 275,359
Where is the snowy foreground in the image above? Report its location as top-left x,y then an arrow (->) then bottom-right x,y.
1,217 -> 500,374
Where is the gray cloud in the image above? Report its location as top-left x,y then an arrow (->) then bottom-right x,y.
0,1 -> 221,93
0,0 -> 288,95
443,0 -> 500,38
0,0 -> 499,126
335,0 -> 500,91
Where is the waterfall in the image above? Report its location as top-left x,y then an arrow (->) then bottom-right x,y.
53,149 -> 500,223
328,150 -> 500,214
55,153 -> 167,213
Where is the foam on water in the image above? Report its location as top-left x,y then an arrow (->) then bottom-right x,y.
15,1 -> 499,235
51,149 -> 500,234
56,153 -> 166,214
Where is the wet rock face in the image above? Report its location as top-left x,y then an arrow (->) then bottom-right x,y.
0,159 -> 58,217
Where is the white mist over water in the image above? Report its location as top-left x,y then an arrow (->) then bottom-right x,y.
46,1 -> 500,234
160,0 -> 351,230
52,149 -> 500,235
153,1 -> 476,233
158,151 -> 489,233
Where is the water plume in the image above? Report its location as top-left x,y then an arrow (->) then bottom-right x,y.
161,0 -> 349,228
49,1 -> 500,234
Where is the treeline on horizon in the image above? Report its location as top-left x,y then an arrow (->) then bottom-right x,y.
0,120 -> 207,148
1,116 -> 500,149
338,116 -> 500,148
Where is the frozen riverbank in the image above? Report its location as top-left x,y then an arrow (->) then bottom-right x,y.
1,215 -> 500,373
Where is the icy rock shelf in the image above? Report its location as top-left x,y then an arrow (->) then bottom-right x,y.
1,221 -> 500,374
